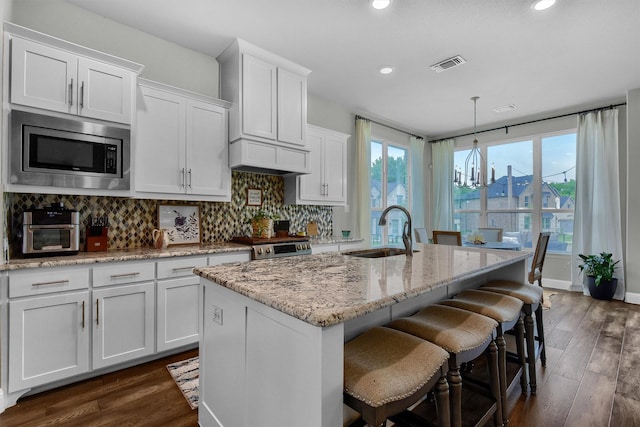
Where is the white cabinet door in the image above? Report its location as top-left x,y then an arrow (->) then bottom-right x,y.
9,291 -> 90,392
298,131 -> 324,201
136,86 -> 187,194
242,53 -> 277,141
277,68 -> 306,146
77,57 -> 132,123
323,134 -> 347,202
10,37 -> 134,124
286,125 -> 349,206
10,37 -> 77,114
186,99 -> 230,197
93,282 -> 155,369
157,276 -> 200,352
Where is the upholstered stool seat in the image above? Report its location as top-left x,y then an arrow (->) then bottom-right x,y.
388,305 -> 501,427
439,289 -> 526,425
343,326 -> 451,427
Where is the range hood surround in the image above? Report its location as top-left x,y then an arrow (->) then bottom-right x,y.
229,138 -> 310,176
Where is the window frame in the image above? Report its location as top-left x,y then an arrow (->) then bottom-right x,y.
370,136 -> 412,246
453,128 -> 576,253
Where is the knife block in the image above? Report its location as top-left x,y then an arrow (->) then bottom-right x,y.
86,226 -> 108,252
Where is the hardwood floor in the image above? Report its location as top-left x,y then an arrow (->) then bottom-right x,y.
0,290 -> 638,426
0,349 -> 198,427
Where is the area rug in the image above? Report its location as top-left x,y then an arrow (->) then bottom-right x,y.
542,289 -> 557,310
167,356 -> 199,410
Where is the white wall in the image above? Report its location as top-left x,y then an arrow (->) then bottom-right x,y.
7,0 -> 219,97
625,88 -> 640,299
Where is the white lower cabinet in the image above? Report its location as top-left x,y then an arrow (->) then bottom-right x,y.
156,256 -> 208,352
92,282 -> 155,370
8,291 -> 90,392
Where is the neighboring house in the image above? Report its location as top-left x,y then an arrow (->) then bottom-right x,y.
454,174 -> 574,250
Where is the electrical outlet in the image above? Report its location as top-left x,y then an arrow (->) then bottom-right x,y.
212,305 -> 223,325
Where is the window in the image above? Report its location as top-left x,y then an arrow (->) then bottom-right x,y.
370,140 -> 410,247
454,131 -> 576,254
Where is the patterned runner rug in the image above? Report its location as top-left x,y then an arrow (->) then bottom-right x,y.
167,356 -> 199,410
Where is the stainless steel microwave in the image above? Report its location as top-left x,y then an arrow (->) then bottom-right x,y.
10,110 -> 130,190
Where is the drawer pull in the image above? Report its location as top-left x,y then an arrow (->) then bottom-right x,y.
32,279 -> 70,287
110,272 -> 141,279
171,266 -> 196,272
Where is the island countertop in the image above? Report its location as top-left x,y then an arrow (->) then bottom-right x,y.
194,243 -> 532,327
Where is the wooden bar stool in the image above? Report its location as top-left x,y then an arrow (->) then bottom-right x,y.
343,326 -> 451,427
481,231 -> 551,395
439,289 -> 526,425
388,305 -> 502,427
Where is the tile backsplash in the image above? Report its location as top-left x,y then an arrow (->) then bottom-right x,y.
5,171 -> 332,256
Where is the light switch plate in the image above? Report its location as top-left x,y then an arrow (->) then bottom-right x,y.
212,305 -> 223,325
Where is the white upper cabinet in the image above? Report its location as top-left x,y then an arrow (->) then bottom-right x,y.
136,79 -> 231,201
284,125 -> 350,206
9,32 -> 139,124
218,39 -> 311,175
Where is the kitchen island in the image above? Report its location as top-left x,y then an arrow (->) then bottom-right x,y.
194,243 -> 531,427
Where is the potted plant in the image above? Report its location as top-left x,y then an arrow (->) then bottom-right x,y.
250,209 -> 278,238
577,252 -> 620,300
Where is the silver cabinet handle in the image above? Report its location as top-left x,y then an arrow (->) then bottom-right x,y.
96,298 -> 99,325
80,81 -> 85,108
181,168 -> 185,188
82,301 -> 85,329
69,78 -> 74,106
172,266 -> 196,272
32,279 -> 70,287
110,272 -> 140,279
188,169 -> 192,188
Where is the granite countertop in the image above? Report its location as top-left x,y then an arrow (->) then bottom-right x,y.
1,242 -> 251,271
194,243 -> 532,327
309,237 -> 364,245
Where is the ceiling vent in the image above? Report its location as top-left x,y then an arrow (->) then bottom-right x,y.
430,55 -> 466,73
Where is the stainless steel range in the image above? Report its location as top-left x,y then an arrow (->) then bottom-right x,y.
232,236 -> 312,260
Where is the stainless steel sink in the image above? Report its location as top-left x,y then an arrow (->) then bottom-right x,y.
344,248 -> 419,258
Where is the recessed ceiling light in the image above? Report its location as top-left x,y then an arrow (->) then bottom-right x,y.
531,0 -> 556,11
379,66 -> 394,75
493,104 -> 518,113
371,0 -> 392,10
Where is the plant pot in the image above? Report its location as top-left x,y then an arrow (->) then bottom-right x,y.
586,276 -> 618,300
251,218 -> 273,238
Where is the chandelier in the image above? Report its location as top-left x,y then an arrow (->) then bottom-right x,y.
454,96 -> 494,188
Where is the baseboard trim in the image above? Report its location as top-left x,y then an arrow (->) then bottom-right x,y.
0,389 -> 5,413
625,292 -> 640,305
544,279 -> 574,291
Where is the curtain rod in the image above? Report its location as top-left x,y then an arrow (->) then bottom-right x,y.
355,114 -> 424,140
428,102 -> 627,144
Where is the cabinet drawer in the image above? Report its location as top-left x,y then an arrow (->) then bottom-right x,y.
9,267 -> 89,298
93,261 -> 154,287
157,256 -> 208,279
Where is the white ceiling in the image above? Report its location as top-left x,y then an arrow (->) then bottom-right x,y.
66,0 -> 640,138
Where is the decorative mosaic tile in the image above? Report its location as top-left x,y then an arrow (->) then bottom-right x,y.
4,171 -> 333,256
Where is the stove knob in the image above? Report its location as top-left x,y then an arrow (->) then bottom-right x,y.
257,248 -> 263,255
305,244 -> 310,250
296,244 -> 301,250
266,248 -> 271,254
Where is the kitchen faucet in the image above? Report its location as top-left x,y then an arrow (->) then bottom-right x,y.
378,205 -> 413,256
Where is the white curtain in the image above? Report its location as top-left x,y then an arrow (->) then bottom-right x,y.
356,118 -> 372,245
431,139 -> 455,231
572,109 -> 625,299
410,136 -> 425,230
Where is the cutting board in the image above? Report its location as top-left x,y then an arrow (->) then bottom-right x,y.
307,221 -> 318,237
